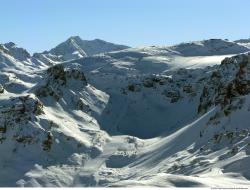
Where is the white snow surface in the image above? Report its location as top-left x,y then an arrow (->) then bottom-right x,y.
0,38 -> 250,187
34,36 -> 130,63
235,38 -> 250,49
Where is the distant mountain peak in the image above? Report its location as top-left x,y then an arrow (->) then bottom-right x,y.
234,37 -> 250,43
4,42 -> 16,49
35,36 -> 130,62
67,36 -> 82,43
68,35 -> 81,40
0,42 -> 31,61
234,38 -> 250,49
169,38 -> 249,56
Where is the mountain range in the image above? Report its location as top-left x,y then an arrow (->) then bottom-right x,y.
1,36 -> 250,187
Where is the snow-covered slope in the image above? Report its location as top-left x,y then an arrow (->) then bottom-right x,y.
35,36 -> 129,63
169,39 -> 249,56
1,39 -> 250,187
235,38 -> 250,49
0,43 -> 48,94
0,42 -> 31,62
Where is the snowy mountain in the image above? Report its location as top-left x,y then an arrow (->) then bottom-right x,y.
235,38 -> 250,49
0,42 -> 31,62
169,39 -> 249,56
1,38 -> 250,187
34,36 -> 129,63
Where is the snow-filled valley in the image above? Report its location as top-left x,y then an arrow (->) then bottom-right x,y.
1,37 -> 250,187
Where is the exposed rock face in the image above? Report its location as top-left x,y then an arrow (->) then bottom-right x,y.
163,90 -> 181,103
124,72 -> 200,104
74,97 -> 91,112
36,64 -> 87,101
0,84 -> 4,93
143,75 -> 169,88
0,95 -> 44,130
0,95 -> 44,144
198,53 -> 250,114
42,132 -> 53,151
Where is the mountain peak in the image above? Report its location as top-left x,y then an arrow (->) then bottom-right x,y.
92,38 -> 106,42
4,42 -> 16,49
235,37 -> 250,43
67,36 -> 82,42
0,42 -> 31,61
234,38 -> 250,49
36,36 -> 130,62
169,38 -> 249,56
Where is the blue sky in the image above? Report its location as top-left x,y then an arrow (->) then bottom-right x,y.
1,0 -> 250,53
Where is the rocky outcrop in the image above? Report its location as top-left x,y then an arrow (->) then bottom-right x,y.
124,72 -> 200,103
0,84 -> 4,93
0,95 -> 44,131
36,64 -> 87,101
198,53 -> 250,115
0,95 -> 44,145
